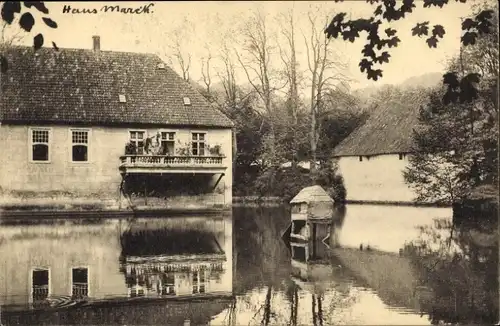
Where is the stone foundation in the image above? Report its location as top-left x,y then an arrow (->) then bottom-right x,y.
0,190 -> 229,212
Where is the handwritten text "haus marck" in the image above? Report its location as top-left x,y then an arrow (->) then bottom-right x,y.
62,4 -> 155,15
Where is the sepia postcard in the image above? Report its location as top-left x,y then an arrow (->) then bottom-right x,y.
0,1 -> 498,325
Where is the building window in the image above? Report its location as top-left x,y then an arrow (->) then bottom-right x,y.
130,131 -> 145,154
72,268 -> 89,299
192,269 -> 206,294
31,129 -> 50,161
32,269 -> 49,302
192,133 -> 206,156
161,273 -> 176,295
399,153 -> 405,160
359,156 -> 363,162
130,285 -> 145,298
71,130 -> 89,162
160,132 -> 175,155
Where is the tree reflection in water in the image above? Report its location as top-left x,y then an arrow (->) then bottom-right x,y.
233,205 -> 291,325
283,279 -> 299,326
402,214 -> 498,325
237,204 -> 357,325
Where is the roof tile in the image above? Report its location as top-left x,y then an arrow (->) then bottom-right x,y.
0,46 -> 233,128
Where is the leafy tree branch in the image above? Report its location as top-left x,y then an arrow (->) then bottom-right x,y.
325,0 -> 495,104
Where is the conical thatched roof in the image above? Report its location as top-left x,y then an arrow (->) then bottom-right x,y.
290,186 -> 333,204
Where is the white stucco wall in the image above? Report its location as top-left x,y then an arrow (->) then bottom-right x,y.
336,154 -> 416,203
0,221 -> 126,306
0,124 -> 232,207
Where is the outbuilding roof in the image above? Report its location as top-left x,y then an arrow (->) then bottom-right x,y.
290,185 -> 334,204
333,91 -> 426,156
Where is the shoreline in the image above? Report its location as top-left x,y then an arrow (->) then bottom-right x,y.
0,195 -> 485,217
0,207 -> 231,220
342,199 -> 452,208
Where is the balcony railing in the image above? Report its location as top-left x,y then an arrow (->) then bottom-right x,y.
72,283 -> 89,299
32,285 -> 49,301
119,155 -> 226,173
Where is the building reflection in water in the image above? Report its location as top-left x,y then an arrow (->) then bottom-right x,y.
119,216 -> 233,299
0,219 -> 126,309
0,215 -> 234,325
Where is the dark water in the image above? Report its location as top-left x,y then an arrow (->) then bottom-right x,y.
0,205 -> 497,325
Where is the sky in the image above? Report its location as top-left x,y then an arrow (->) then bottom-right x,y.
4,1 -> 474,91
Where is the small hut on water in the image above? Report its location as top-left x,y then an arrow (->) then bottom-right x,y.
289,186 -> 335,241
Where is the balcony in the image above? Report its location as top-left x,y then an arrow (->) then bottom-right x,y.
32,285 -> 49,301
72,283 -> 89,299
119,155 -> 227,174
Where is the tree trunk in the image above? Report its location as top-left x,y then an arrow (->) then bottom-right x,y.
310,105 -> 318,176
310,83 -> 318,176
232,128 -> 237,177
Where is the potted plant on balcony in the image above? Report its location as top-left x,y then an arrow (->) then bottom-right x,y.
125,142 -> 137,155
175,141 -> 192,157
207,144 -> 224,157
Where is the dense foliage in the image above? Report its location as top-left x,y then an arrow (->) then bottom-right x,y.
403,2 -> 498,204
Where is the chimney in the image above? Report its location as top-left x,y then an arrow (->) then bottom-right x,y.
92,35 -> 100,51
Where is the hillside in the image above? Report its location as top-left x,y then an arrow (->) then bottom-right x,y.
352,72 -> 443,102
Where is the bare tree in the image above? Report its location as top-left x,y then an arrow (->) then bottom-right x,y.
277,9 -> 301,125
275,9 -> 305,167
1,16 -> 24,49
217,42 -> 239,108
169,42 -> 191,82
200,45 -> 212,94
235,10 -> 284,166
303,11 -> 349,174
164,19 -> 194,82
197,44 -> 219,104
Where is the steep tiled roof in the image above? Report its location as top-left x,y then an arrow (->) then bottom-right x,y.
333,90 -> 427,157
0,46 -> 233,128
